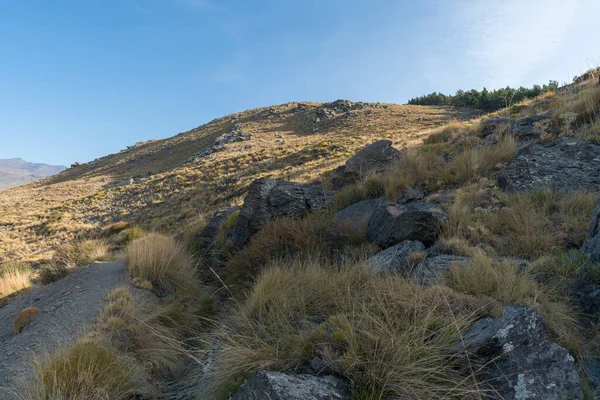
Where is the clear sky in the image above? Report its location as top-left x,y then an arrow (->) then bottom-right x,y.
1,0 -> 599,166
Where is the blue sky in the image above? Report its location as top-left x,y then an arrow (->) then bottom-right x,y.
1,0 -> 599,166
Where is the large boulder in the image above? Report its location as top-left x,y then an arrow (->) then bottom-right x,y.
229,179 -> 333,249
345,140 -> 400,176
366,203 -> 444,248
456,306 -> 582,399
231,370 -> 350,400
582,201 -> 600,262
498,137 -> 600,192
334,197 -> 385,230
363,240 -> 425,274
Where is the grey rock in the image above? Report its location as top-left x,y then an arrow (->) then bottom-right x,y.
456,306 -> 582,400
366,203 -> 444,248
580,358 -> 600,397
334,197 -> 385,230
232,370 -> 350,400
480,113 -> 551,140
498,137 -> 600,192
398,187 -> 425,204
563,276 -> 600,329
363,240 -> 425,274
412,254 -> 470,285
413,255 -> 528,286
583,201 -> 600,262
345,140 -> 400,176
229,179 -> 333,249
327,165 -> 358,190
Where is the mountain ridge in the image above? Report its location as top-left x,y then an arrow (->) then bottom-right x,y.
0,158 -> 66,191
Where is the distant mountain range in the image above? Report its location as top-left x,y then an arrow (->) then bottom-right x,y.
0,158 -> 66,190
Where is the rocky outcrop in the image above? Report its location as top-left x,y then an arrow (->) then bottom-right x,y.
334,197 -> 385,230
498,137 -> 600,192
362,240 -> 425,274
187,124 -> 252,164
229,179 -> 333,249
231,370 -> 350,400
456,306 -> 582,400
582,201 -> 600,261
366,203 -> 444,248
480,113 -> 552,141
345,140 -> 400,176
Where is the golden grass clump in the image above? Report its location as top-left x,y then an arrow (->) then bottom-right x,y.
206,259 -> 500,399
0,262 -> 34,299
13,307 -> 41,335
422,120 -> 464,144
126,233 -> 196,295
444,253 -> 581,353
23,340 -> 139,400
376,134 -> 515,202
443,185 -> 599,259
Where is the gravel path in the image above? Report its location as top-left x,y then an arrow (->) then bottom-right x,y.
0,260 -> 128,399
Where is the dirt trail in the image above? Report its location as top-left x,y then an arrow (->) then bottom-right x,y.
0,260 -> 128,399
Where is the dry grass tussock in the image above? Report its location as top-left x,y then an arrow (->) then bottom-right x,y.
94,287 -> 187,375
39,240 -> 110,284
0,262 -> 34,298
19,339 -> 142,400
444,253 -> 582,353
126,233 -> 196,294
20,282 -> 216,399
374,133 -> 515,202
443,184 -> 600,259
126,233 -> 215,331
205,258 -> 502,399
221,212 -> 378,286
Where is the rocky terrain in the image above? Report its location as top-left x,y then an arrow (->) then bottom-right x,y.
1,73 -> 600,399
0,159 -> 65,191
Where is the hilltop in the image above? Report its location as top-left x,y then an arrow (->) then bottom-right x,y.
0,101 -> 466,262
1,71 -> 600,399
0,159 -> 65,191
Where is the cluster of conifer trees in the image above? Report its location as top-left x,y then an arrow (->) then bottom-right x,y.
408,81 -> 559,112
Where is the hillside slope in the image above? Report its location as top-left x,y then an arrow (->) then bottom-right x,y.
0,101 -> 466,262
0,159 -> 65,191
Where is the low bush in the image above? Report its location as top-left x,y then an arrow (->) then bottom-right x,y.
120,226 -> 146,245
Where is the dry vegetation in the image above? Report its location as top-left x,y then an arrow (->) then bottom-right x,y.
0,102 -> 464,263
0,262 -> 34,298
206,258 -> 501,399
6,74 -> 600,398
